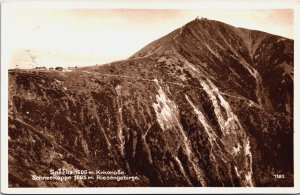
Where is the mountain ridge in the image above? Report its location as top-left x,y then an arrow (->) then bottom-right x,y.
8,18 -> 293,187
129,18 -> 292,60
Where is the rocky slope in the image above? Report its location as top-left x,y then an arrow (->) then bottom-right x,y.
8,18 -> 293,187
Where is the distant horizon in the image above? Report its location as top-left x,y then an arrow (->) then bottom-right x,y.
9,18 -> 294,70
3,6 -> 293,69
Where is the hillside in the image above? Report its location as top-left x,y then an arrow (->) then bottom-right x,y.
8,18 -> 293,187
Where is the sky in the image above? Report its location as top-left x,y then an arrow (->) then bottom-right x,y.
2,2 -> 294,69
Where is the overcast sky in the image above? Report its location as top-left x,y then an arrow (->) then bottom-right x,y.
3,2 -> 294,69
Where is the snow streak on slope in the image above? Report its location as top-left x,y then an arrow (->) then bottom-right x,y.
173,155 -> 193,186
200,78 -> 254,186
244,137 -> 254,186
115,85 -> 125,157
200,80 -> 226,131
204,79 -> 245,135
217,31 -> 267,108
185,94 -> 219,148
181,54 -> 254,186
239,59 -> 265,107
152,79 -> 179,131
151,76 -> 253,186
185,94 -> 225,182
152,79 -> 206,186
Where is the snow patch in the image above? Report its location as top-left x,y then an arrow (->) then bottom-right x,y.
115,85 -> 125,157
115,85 -> 122,96
200,80 -> 226,131
173,155 -> 193,186
244,137 -> 254,186
233,144 -> 241,155
185,94 -> 219,147
201,78 -> 248,135
152,79 -> 179,131
234,166 -> 241,178
152,79 -> 206,186
197,78 -> 254,186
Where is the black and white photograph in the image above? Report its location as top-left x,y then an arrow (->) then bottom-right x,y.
1,0 -> 299,194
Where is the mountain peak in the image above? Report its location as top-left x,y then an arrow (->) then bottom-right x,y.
129,18 -> 249,59
129,18 -> 289,68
